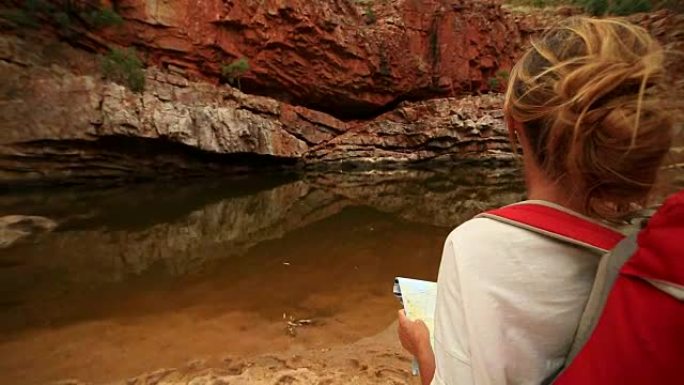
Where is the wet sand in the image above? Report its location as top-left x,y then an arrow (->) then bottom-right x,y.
115,320 -> 420,385
0,312 -> 418,385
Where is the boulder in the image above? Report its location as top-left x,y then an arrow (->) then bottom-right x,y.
0,215 -> 57,248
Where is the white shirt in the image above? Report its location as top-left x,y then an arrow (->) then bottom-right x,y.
431,214 -> 602,385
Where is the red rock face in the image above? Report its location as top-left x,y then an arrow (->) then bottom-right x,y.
96,0 -> 522,118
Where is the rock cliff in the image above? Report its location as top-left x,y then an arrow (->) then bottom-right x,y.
0,34 -> 512,184
0,3 -> 681,185
87,0 -> 522,118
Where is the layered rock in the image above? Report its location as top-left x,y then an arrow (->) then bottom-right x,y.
630,10 -> 684,103
2,6 -> 681,185
0,215 -> 57,248
306,94 -> 511,166
0,34 -> 513,184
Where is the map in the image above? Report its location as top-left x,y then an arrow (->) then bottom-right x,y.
393,277 -> 437,347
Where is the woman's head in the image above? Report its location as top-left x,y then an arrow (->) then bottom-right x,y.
504,17 -> 675,221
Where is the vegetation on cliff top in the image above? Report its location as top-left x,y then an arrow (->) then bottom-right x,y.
101,48 -> 146,93
352,0 -> 378,24
1,0 -> 123,31
506,0 -> 680,15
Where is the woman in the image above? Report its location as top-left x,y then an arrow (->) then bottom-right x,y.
398,17 -> 675,385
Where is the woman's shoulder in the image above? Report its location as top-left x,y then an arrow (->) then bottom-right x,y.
443,216 -> 597,276
447,216 -> 535,247
444,216 -> 581,264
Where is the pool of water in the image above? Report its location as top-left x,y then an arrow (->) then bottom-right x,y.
0,165 -> 524,384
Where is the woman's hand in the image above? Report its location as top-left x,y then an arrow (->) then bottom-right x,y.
397,310 -> 436,385
397,309 -> 431,358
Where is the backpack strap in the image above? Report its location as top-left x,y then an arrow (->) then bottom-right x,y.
477,201 -> 629,385
538,235 -> 638,385
564,234 -> 637,362
477,201 -> 625,254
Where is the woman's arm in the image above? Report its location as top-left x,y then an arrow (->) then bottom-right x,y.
397,310 -> 435,385
397,225 -> 474,385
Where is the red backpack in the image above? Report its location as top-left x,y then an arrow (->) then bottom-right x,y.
479,191 -> 684,385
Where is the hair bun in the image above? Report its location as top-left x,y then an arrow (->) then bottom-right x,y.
504,17 -> 675,221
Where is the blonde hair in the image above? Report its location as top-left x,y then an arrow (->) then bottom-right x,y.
504,17 -> 675,221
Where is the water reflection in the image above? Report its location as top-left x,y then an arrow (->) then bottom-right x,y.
0,165 -> 524,384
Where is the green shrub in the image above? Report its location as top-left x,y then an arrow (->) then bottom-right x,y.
221,58 -> 250,89
578,0 -> 608,13
610,0 -> 652,15
576,0 -> 652,15
505,0 -> 571,7
488,77 -> 501,91
505,0 -> 652,13
53,11 -> 72,29
101,48 -> 146,93
80,7 -> 124,28
23,0 -> 54,14
488,69 -> 511,92
364,5 -> 377,24
496,69 -> 510,81
0,9 -> 39,28
1,0 -> 123,31
0,0 -> 53,28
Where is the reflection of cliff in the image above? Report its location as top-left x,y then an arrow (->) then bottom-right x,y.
0,166 -> 523,285
310,165 -> 524,227
2,181 -> 339,283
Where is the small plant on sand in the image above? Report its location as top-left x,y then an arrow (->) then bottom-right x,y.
101,48 -> 146,93
221,58 -> 250,89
